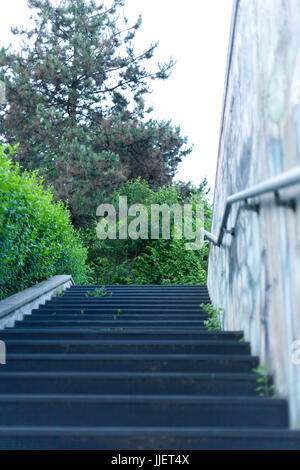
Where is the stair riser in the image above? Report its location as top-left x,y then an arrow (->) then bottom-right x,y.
28,314 -> 210,320
3,357 -> 259,373
1,434 -> 298,450
41,300 -> 211,312
34,308 -> 206,314
0,401 -> 288,428
0,332 -> 242,341
69,286 -> 209,290
0,377 -> 261,396
56,293 -> 209,297
15,319 -> 205,326
67,290 -> 209,294
3,343 -> 250,355
63,300 -> 209,303
47,294 -> 209,305
12,325 -> 208,331
65,293 -> 209,298
60,298 -> 209,302
14,321 -> 208,328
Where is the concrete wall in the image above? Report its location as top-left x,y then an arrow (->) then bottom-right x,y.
208,0 -> 300,428
0,275 -> 74,330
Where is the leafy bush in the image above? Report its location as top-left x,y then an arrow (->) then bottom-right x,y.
252,362 -> 276,397
0,145 -> 90,299
81,178 -> 211,285
202,303 -> 224,331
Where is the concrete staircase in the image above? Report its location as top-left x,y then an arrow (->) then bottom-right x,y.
0,284 -> 299,449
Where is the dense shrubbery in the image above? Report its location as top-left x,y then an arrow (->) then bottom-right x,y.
81,178 -> 211,285
0,144 -> 211,298
0,145 -> 89,299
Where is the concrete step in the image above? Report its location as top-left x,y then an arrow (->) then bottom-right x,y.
52,291 -> 210,303
3,339 -> 251,355
13,319 -> 208,328
0,329 -> 244,341
15,320 -> 207,333
34,307 -> 206,314
61,291 -> 210,303
3,354 -> 259,372
28,313 -> 211,320
0,372 -> 263,396
0,427 -> 298,450
46,303 -> 209,309
70,285 -> 208,289
0,395 -> 288,428
45,301 -> 209,307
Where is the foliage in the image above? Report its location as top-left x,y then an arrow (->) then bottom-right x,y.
252,362 -> 276,397
0,144 -> 89,299
134,239 -> 207,285
85,286 -> 111,297
0,0 -> 191,226
81,178 -> 211,285
202,303 -> 224,331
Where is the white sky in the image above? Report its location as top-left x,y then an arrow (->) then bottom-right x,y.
0,0 -> 233,193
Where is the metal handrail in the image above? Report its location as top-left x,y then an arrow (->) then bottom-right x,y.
203,166 -> 300,247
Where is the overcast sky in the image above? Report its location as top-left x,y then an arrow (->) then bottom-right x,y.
0,0 -> 233,193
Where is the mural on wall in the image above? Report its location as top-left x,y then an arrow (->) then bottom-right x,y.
208,0 -> 300,428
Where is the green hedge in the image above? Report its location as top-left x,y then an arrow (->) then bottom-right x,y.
81,178 -> 211,285
0,145 -> 89,299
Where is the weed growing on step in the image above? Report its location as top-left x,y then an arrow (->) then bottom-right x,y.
114,309 -> 122,319
201,303 -> 224,331
85,287 -> 109,298
80,310 -> 85,315
55,288 -> 65,297
252,362 -> 276,397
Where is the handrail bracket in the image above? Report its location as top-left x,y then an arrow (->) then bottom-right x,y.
274,191 -> 297,211
243,199 -> 260,214
224,227 -> 235,237
204,166 -> 300,247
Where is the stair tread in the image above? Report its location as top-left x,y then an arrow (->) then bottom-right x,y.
0,371 -> 260,379
2,328 -> 241,333
0,426 -> 297,436
5,353 -> 258,359
3,339 -> 249,345
0,394 -> 284,404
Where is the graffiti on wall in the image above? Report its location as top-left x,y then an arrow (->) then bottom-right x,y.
208,0 -> 300,428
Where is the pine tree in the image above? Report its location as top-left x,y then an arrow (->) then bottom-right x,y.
0,0 -> 191,225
